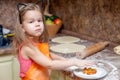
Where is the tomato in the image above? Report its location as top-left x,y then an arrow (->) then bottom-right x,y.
54,18 -> 61,24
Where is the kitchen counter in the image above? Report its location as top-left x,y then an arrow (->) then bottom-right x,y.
49,34 -> 120,80
0,47 -> 12,55
0,34 -> 120,80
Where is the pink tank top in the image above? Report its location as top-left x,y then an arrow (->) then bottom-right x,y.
18,44 -> 32,78
18,42 -> 51,78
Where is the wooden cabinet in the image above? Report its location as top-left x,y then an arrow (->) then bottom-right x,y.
50,70 -> 73,80
0,61 -> 13,80
0,55 -> 13,80
13,57 -> 20,80
0,54 -> 20,80
50,70 -> 65,80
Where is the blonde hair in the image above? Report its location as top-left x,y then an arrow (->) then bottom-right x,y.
12,3 -> 48,54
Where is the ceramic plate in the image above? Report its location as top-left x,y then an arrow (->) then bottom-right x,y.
73,67 -> 108,80
65,66 -> 78,71
3,28 -> 10,34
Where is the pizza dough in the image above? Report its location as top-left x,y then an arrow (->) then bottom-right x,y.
51,36 -> 80,43
114,45 -> 120,55
50,43 -> 86,54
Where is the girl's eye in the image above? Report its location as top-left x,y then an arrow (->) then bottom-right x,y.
29,21 -> 34,23
38,19 -> 42,22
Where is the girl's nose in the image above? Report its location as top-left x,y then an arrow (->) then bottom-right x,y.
35,21 -> 40,26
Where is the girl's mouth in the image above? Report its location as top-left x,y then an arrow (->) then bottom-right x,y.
35,29 -> 41,32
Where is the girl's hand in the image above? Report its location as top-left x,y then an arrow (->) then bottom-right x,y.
74,59 -> 95,68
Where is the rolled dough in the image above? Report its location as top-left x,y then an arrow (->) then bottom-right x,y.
114,45 -> 120,55
50,43 -> 86,54
51,36 -> 80,43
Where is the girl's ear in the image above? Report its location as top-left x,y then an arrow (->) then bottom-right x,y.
22,28 -> 25,32
20,24 -> 25,32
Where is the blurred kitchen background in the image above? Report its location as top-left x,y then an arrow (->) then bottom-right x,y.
0,0 -> 120,48
0,0 -> 120,80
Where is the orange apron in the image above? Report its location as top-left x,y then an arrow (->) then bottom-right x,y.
22,43 -> 51,80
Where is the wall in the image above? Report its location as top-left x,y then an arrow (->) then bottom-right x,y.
0,0 -> 38,30
1,0 -> 120,45
50,0 -> 120,45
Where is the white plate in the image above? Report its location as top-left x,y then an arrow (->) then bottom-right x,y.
73,67 -> 108,80
65,66 -> 78,71
51,36 -> 80,43
3,28 -> 10,34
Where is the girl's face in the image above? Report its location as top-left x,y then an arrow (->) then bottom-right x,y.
22,10 -> 44,38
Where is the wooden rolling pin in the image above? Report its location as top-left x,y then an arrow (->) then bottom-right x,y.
77,41 -> 109,59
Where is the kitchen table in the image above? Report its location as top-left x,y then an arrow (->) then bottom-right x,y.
49,34 -> 120,80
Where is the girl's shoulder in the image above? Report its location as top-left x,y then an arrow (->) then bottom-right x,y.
20,42 -> 49,59
20,44 -> 35,60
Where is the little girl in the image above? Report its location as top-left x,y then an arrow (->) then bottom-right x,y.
12,3 -> 94,80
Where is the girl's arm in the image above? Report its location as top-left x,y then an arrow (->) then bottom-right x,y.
21,45 -> 94,70
50,53 -> 66,60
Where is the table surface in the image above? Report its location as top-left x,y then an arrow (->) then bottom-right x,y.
49,34 -> 120,80
0,34 -> 120,80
